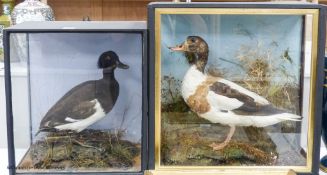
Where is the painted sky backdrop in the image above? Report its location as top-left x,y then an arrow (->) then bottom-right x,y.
161,14 -> 303,83
27,33 -> 143,143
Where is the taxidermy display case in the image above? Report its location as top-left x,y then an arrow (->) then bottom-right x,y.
147,2 -> 326,175
4,21 -> 148,175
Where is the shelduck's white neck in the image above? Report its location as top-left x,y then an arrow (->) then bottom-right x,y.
181,65 -> 206,100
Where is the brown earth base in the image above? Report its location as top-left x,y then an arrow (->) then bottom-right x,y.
161,112 -> 305,166
17,129 -> 141,173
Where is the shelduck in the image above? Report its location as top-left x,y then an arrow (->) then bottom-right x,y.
169,36 -> 301,150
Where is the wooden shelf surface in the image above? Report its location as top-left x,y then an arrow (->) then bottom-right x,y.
46,0 -> 285,21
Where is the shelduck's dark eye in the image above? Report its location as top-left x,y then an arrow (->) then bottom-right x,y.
190,37 -> 196,43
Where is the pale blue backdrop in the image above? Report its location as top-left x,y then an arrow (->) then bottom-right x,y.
28,33 -> 143,143
161,14 -> 303,83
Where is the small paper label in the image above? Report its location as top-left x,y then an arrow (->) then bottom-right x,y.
61,27 -> 76,29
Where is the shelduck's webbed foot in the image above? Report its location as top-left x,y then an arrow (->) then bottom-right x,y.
209,142 -> 228,151
209,125 -> 236,151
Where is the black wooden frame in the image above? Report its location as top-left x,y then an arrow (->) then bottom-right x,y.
4,24 -> 148,175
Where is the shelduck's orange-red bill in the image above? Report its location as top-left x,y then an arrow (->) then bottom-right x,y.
168,43 -> 185,52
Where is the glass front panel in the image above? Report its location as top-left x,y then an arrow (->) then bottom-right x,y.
157,11 -> 316,169
10,32 -> 143,173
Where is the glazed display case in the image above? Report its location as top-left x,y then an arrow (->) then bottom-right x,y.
4,21 -> 148,175
320,55 -> 327,172
147,2 -> 326,175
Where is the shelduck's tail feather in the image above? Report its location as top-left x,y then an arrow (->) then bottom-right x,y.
276,113 -> 302,122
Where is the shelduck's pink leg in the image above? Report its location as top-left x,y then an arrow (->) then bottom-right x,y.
209,125 -> 236,151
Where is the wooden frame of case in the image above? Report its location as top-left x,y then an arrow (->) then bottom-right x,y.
4,21 -> 148,175
147,2 -> 326,175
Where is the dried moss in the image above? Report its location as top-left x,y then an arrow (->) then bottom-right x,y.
160,112 -> 278,166
20,129 -> 140,170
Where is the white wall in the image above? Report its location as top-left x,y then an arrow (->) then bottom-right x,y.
0,63 -> 7,148
0,62 -> 30,149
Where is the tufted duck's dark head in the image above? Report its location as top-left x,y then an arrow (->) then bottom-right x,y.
98,51 -> 129,72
